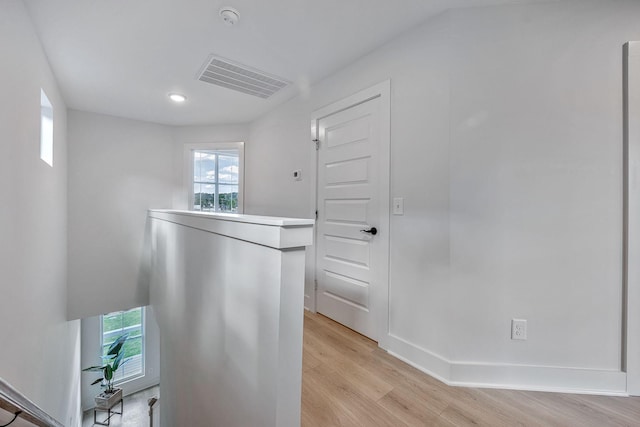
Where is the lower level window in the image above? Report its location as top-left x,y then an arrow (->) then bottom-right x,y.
102,307 -> 144,383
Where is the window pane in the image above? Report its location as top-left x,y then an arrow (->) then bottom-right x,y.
103,313 -> 123,334
122,309 -> 141,327
218,155 -> 239,184
218,184 -> 238,213
101,307 -> 144,382
40,89 -> 53,167
193,151 -> 216,183
123,336 -> 142,358
194,183 -> 215,211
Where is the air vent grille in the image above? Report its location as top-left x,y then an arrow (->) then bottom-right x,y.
197,55 -> 290,99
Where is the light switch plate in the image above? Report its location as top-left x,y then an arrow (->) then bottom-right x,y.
293,169 -> 302,181
393,197 -> 404,215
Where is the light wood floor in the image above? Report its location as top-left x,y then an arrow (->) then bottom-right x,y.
302,311 -> 640,427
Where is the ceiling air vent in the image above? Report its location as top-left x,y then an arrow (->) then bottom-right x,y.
197,55 -> 290,99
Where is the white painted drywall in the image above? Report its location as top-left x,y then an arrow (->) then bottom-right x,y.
247,102 -> 320,311
149,211 -> 311,426
247,101 -> 315,219
68,115 -> 248,319
0,1 -> 81,425
446,0 -> 636,370
67,111 -> 177,319
67,116 -> 249,319
246,0 -> 640,393
80,306 -> 160,411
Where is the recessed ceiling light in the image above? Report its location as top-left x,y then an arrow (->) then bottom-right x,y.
219,7 -> 240,26
169,93 -> 187,103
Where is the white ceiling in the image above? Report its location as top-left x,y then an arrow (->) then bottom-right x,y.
25,0 -> 551,126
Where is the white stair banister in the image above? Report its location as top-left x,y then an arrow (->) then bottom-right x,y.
0,378 -> 64,427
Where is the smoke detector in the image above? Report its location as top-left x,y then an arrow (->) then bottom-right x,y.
219,7 -> 240,26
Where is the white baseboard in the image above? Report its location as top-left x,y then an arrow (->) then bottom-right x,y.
386,334 -> 628,396
385,334 -> 451,383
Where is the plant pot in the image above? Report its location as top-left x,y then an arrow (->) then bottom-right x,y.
95,388 -> 123,409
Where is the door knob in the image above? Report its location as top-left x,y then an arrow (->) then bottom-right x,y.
360,227 -> 377,236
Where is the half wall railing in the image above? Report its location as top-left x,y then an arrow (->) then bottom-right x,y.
0,378 -> 64,427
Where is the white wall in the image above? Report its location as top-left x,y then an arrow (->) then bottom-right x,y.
68,112 -> 250,410
67,114 -> 249,319
246,0 -> 640,393
80,306 -> 160,411
0,1 -> 81,425
247,101 -> 315,219
67,111 -> 177,319
447,0 -> 637,370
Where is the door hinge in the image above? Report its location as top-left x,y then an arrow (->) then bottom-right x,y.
314,280 -> 318,291
313,139 -> 319,150
315,210 -> 318,220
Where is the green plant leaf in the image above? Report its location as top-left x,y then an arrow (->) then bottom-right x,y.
82,366 -> 105,372
90,378 -> 103,386
107,333 -> 129,356
112,351 -> 125,372
104,364 -> 113,381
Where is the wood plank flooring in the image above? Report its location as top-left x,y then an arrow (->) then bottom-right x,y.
302,312 -> 640,427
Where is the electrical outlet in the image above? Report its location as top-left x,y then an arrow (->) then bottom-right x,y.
511,319 -> 527,340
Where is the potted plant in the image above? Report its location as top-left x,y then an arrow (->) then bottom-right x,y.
83,333 -> 129,408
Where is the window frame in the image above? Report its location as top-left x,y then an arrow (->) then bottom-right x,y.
185,142 -> 245,213
100,307 -> 146,385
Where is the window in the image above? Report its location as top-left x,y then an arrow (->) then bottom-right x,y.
40,89 -> 53,166
187,142 -> 244,213
101,307 -> 144,383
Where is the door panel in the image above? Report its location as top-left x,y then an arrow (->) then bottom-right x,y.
324,235 -> 370,267
324,157 -> 369,185
322,255 -> 367,283
322,271 -> 369,309
316,96 -> 381,340
324,199 -> 369,224
325,115 -> 371,148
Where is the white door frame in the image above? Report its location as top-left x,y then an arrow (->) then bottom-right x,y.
308,80 -> 391,349
624,41 -> 640,396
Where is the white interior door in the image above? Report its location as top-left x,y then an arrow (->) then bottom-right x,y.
314,88 -> 389,341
